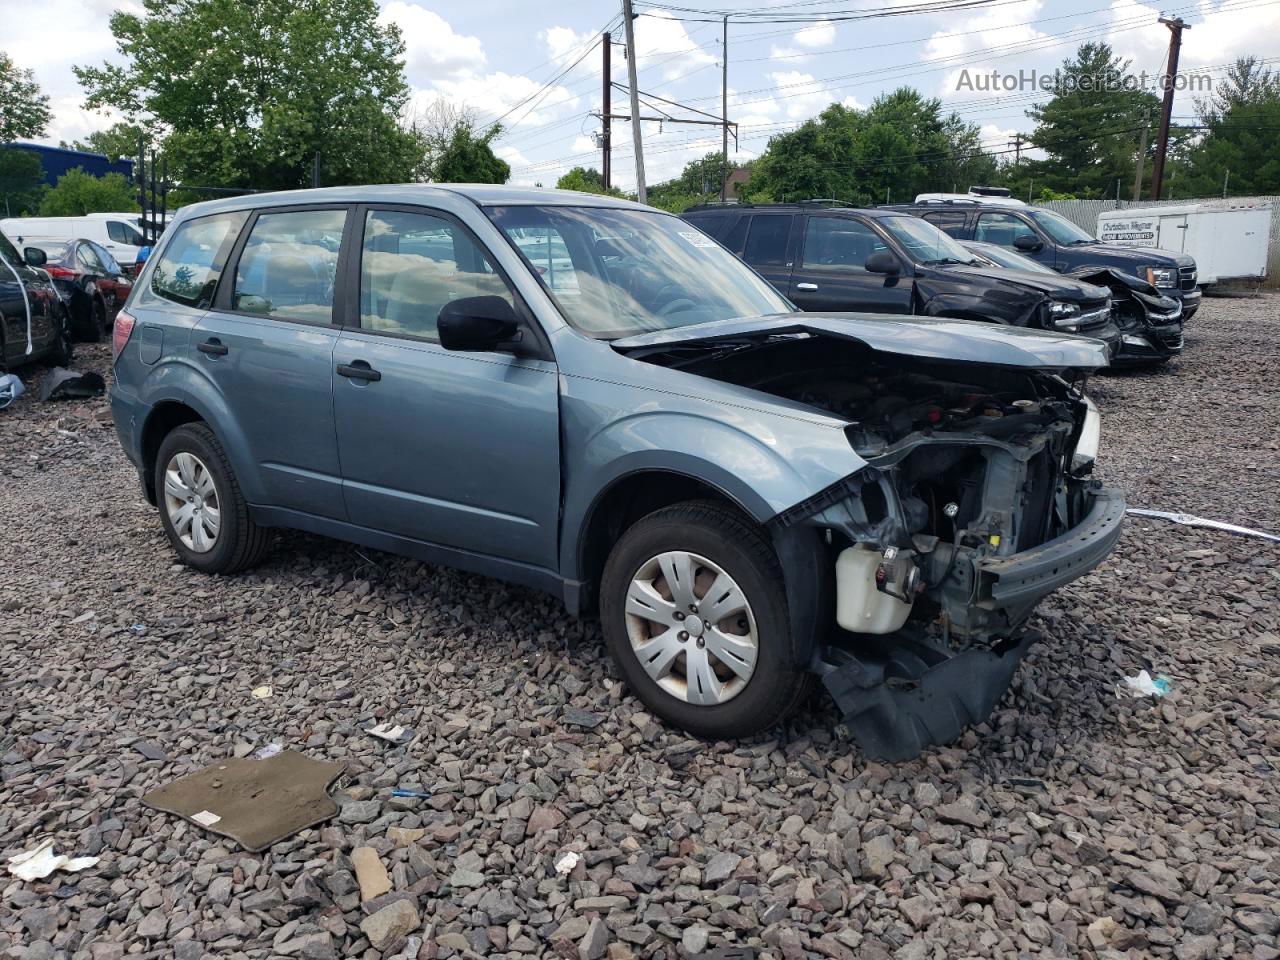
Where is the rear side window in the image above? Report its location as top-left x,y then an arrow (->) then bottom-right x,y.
743,215 -> 792,266
151,211 -> 249,309
921,211 -> 969,238
359,208 -> 519,342
233,209 -> 346,323
77,243 -> 105,272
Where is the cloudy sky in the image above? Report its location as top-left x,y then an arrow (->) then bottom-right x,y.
9,0 -> 1280,190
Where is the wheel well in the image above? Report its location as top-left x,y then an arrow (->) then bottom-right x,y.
140,402 -> 205,504
575,471 -> 755,615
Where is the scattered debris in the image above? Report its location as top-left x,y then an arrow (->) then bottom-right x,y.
1127,507 -> 1280,543
389,788 -> 431,800
38,368 -> 105,402
133,740 -> 168,762
127,623 -> 147,635
0,373 -> 25,410
6,839 -> 99,881
555,850 -> 582,876
251,685 -> 273,699
142,750 -> 345,852
254,742 -> 283,759
1119,669 -> 1173,698
367,722 -> 413,744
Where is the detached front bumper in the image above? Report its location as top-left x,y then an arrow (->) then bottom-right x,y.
1112,323 -> 1184,365
817,484 -> 1125,760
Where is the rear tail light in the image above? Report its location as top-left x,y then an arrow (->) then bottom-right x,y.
112,309 -> 136,361
44,265 -> 76,279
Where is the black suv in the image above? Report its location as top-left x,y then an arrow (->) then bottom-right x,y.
883,201 -> 1200,319
681,203 -> 1120,350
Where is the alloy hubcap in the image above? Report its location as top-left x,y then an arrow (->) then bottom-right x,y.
624,550 -> 758,706
163,452 -> 221,553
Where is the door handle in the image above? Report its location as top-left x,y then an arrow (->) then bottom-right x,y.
337,361 -> 381,382
197,338 -> 228,356
795,282 -> 818,291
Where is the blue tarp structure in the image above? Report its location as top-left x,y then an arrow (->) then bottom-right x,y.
4,142 -> 134,186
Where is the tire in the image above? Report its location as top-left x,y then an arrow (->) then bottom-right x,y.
600,500 -> 809,739
154,423 -> 272,574
93,295 -> 110,341
47,306 -> 74,366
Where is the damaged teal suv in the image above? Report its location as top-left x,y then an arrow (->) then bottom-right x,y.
110,186 -> 1124,759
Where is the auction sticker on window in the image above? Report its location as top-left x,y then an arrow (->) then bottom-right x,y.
678,231 -> 717,248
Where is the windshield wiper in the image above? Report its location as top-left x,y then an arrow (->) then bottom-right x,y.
921,257 -> 969,265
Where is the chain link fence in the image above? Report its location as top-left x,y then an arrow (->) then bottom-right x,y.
1037,196 -> 1279,287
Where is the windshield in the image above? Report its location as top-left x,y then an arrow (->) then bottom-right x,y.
878,215 -> 976,265
485,205 -> 791,338
966,242 -> 1056,274
1028,209 -> 1095,245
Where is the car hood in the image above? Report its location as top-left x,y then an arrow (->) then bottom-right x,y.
612,313 -> 1110,370
936,264 -> 1109,301
1068,242 -> 1193,269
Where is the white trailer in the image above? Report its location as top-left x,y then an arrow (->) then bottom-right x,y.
1096,201 -> 1271,285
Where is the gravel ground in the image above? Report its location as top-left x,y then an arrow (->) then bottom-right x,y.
1,295 -> 1278,960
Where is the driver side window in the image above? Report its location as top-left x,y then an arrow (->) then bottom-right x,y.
802,216 -> 886,271
975,213 -> 1037,248
359,209 -> 519,342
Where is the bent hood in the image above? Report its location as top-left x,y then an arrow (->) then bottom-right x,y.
612,313 -> 1111,371
937,265 -> 1109,302
1068,242 -> 1192,269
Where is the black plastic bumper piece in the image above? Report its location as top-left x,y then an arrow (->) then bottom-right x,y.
817,630 -> 1039,761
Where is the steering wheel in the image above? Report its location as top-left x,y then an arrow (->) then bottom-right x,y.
658,297 -> 698,317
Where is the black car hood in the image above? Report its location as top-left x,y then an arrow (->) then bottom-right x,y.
613,313 -> 1111,370
936,263 -> 1108,301
1072,268 -> 1180,312
1066,241 -> 1192,269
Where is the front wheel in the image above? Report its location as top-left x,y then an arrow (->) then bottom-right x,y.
154,423 -> 271,574
600,501 -> 809,739
48,306 -> 74,366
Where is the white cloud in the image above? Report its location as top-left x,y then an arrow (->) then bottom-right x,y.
768,71 -> 844,119
379,1 -> 486,82
633,11 -> 717,81
795,21 -> 836,49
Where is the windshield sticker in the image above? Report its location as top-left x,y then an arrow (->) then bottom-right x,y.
678,230 -> 717,248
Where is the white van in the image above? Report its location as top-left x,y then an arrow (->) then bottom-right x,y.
0,214 -> 146,268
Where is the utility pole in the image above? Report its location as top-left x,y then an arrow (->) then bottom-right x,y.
1008,135 -> 1023,163
1132,108 -> 1151,201
602,32 -> 612,190
621,0 -> 646,202
1150,16 -> 1189,200
720,14 -> 729,201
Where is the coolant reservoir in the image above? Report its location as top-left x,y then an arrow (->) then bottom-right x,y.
835,547 -> 914,635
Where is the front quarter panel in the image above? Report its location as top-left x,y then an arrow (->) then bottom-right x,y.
556,341 -> 867,578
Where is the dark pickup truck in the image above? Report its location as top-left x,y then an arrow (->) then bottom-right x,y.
681,203 -> 1120,352
883,201 -> 1200,320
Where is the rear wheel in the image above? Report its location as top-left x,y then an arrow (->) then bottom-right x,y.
600,501 -> 809,739
155,423 -> 271,574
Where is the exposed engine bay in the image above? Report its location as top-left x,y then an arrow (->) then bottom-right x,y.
632,328 -> 1123,759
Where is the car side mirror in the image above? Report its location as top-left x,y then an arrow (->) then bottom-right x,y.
864,251 -> 901,275
24,247 -> 47,267
438,295 -> 522,353
1013,234 -> 1043,253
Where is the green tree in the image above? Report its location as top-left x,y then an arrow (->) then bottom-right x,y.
1195,55 -> 1280,122
1021,43 -> 1160,199
556,166 -> 625,197
0,52 -> 53,142
38,168 -> 139,216
0,147 -> 45,216
744,89 -> 995,204
428,121 -> 509,184
75,0 -> 426,191
61,122 -> 149,162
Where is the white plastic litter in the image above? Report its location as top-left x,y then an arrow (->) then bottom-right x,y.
367,722 -> 411,744
1127,508 -> 1280,543
0,373 -> 25,410
6,839 -> 100,881
251,685 -> 273,699
254,742 -> 283,760
555,851 -> 582,876
1119,669 -> 1173,698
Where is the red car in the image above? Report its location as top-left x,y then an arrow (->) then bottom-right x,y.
28,238 -> 133,342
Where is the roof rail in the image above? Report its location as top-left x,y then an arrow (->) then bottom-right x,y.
684,200 -> 748,211
797,198 -> 854,207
